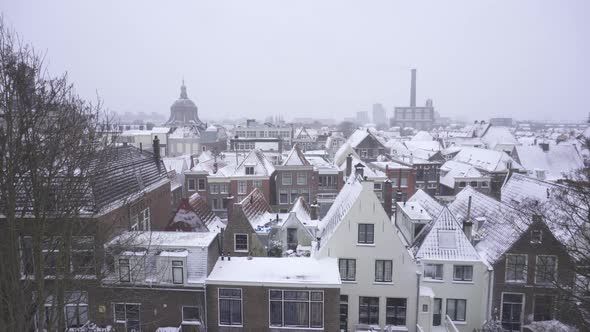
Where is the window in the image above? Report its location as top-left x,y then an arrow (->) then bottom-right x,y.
481,181 -> 489,188
245,166 -> 254,175
533,295 -> 554,321
279,189 -> 289,204
424,264 -> 443,280
535,255 -> 557,285
359,297 -> 379,325
188,178 -> 196,191
172,260 -> 184,284
210,184 -> 219,194
65,292 -> 88,328
220,183 -> 229,194
113,303 -> 140,331
340,295 -> 348,331
422,304 -> 429,312
20,236 -> 34,276
234,234 -> 248,252
506,254 -> 527,282
198,178 -> 206,191
375,260 -> 393,282
386,298 -> 406,326
446,299 -> 466,321
282,173 -> 292,185
453,265 -> 473,282
119,259 -> 130,282
297,173 -> 307,185
458,181 -> 466,188
470,181 -> 478,187
531,230 -> 543,244
71,236 -> 95,275
269,290 -> 323,328
290,189 -> 299,203
42,237 -> 62,276
219,288 -> 242,326
182,306 -> 201,324
339,259 -> 356,281
212,198 -> 220,210
137,208 -> 150,231
358,224 -> 374,244
252,180 -> 262,188
501,293 -> 523,332
237,181 -> 247,194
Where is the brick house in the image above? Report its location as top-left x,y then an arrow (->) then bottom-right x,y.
346,128 -> 387,162
97,231 -> 220,331
274,144 -> 318,212
205,257 -> 341,332
9,144 -> 172,331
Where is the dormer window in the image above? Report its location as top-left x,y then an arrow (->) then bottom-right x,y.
172,260 -> 184,284
531,230 -> 543,244
245,166 -> 255,175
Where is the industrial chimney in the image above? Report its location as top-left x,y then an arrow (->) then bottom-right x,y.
410,68 -> 417,107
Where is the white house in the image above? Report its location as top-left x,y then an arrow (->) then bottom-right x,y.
413,208 -> 491,332
314,175 -> 421,332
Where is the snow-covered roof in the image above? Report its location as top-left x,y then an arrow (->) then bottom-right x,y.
333,143 -> 360,167
453,147 -> 522,173
501,173 -> 557,206
282,144 -> 311,166
415,208 -> 481,261
167,193 -> 225,233
480,126 -> 518,149
162,155 -> 190,175
411,131 -> 434,142
232,149 -> 275,176
206,257 -> 341,288
238,188 -> 275,232
398,202 -> 432,221
439,160 -> 486,188
405,140 -> 442,152
318,176 -> 364,247
449,186 -> 528,264
339,157 -> 386,179
168,126 -> 201,139
407,189 -> 444,219
346,129 -> 369,148
514,144 -> 583,181
108,231 -> 217,248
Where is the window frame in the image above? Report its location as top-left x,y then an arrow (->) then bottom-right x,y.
358,296 -> 379,325
182,305 -> 201,324
386,298 -> 407,326
535,255 -> 558,285
118,258 -> 131,283
234,234 -> 249,252
424,263 -> 444,280
172,260 -> 184,284
505,254 -> 528,283
218,288 -> 243,327
375,260 -> 393,283
297,173 -> 307,185
453,265 -> 473,282
531,230 -> 543,244
446,299 -> 466,322
268,289 -> 324,328
188,178 -> 196,191
282,173 -> 292,185
237,181 -> 247,195
339,258 -> 356,282
197,178 -> 206,191
357,224 -> 375,244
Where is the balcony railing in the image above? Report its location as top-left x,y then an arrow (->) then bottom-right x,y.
444,315 -> 460,332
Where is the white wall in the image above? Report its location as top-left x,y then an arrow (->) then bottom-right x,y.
315,182 -> 420,331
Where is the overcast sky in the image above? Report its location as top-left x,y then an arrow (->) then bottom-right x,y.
3,0 -> 589,123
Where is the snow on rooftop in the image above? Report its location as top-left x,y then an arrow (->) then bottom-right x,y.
480,126 -> 518,149
407,189 -> 444,219
108,231 -> 217,248
411,131 -> 434,142
514,144 -> 583,181
346,129 -> 370,148
232,149 -> 275,176
282,144 -> 311,166
453,147 -> 522,173
439,160 -> 485,188
398,201 -> 432,221
415,208 -> 480,261
206,257 -> 341,287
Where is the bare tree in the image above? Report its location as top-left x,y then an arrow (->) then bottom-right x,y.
0,18 -> 115,331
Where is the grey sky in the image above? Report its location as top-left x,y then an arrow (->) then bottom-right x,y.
4,0 -> 589,123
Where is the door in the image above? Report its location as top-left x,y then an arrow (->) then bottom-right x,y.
433,298 -> 442,326
287,228 -> 298,250
501,293 -> 524,332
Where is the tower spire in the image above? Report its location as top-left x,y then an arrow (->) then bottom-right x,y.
180,78 -> 188,99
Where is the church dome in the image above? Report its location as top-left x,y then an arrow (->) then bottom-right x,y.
165,80 -> 204,128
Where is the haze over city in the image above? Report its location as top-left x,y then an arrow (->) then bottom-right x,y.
3,0 -> 589,123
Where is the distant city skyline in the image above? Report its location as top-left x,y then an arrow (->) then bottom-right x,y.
3,0 -> 589,123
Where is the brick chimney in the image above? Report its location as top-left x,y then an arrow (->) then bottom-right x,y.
463,196 -> 473,242
153,136 -> 161,161
310,200 -> 319,220
383,179 -> 393,218
346,153 -> 353,177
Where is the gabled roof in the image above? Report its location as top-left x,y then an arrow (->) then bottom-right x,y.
239,188 -> 274,231
411,131 -> 434,142
439,160 -> 486,188
282,144 -> 311,166
346,128 -> 385,149
453,147 -> 522,173
232,149 -> 275,176
333,143 -> 360,167
407,189 -> 444,219
290,196 -> 312,221
449,186 -> 528,264
415,208 -> 480,261
514,144 -> 583,181
317,176 -> 364,248
480,126 -> 518,149
166,193 -> 225,233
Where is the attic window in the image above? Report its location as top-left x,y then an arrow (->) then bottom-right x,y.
245,166 -> 255,175
438,230 -> 456,249
458,182 -> 466,188
531,230 -> 543,244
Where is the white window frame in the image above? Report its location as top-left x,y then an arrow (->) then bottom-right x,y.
282,173 -> 292,185
237,181 -> 247,195
218,288 -> 243,327
234,234 -> 249,252
113,303 -> 141,329
182,305 -> 202,324
188,178 -> 196,191
453,265 -> 473,282
297,173 -> 307,185
197,178 -> 206,191
531,230 -> 543,244
505,254 -> 528,283
424,263 -> 444,280
268,289 -> 324,328
172,260 -> 184,284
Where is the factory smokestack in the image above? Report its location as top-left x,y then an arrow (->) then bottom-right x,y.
410,68 -> 417,107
